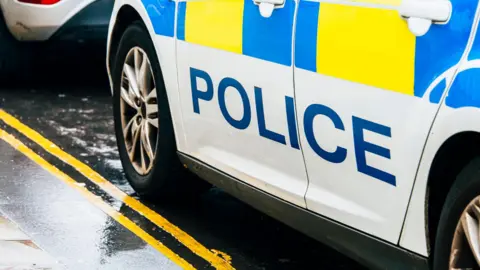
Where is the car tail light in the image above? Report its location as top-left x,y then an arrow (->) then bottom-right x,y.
18,0 -> 61,5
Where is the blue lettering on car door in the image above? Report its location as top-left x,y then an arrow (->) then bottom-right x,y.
189,67 -> 396,186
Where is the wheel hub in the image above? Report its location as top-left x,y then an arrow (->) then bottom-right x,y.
140,102 -> 147,119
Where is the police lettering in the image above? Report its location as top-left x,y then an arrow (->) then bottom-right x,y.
190,67 -> 396,186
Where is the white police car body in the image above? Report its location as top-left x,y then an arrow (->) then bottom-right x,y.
106,0 -> 480,268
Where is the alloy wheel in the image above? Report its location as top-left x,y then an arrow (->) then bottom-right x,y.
450,196 -> 480,269
120,47 -> 158,175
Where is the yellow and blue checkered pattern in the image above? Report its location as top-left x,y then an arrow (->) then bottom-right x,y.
177,0 -> 295,66
295,1 -> 415,95
143,0 -> 476,101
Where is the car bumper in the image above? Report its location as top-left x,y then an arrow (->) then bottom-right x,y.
1,0 -> 113,42
48,0 -> 114,44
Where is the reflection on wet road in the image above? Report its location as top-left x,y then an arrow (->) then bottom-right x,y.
0,139 -> 180,270
0,71 -> 364,269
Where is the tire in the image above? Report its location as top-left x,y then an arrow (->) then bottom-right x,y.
0,12 -> 35,84
433,157 -> 480,270
112,21 -> 210,201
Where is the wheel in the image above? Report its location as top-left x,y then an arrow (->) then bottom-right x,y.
433,157 -> 480,270
112,21 -> 210,200
0,12 -> 35,84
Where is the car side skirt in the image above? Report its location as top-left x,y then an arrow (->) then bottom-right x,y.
178,152 -> 429,270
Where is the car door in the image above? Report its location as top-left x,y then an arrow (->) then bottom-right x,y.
294,0 -> 477,242
175,0 -> 309,206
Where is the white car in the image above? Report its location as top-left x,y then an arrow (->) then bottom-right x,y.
106,0 -> 480,268
0,0 -> 114,79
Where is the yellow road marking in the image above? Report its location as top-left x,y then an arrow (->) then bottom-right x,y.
211,249 -> 232,265
0,128 -> 195,270
0,109 -> 234,270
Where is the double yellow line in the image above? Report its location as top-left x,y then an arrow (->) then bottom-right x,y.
0,109 -> 234,270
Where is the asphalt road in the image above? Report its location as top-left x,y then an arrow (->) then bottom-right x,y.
0,54 -> 364,269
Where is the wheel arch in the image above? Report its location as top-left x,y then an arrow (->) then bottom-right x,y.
425,131 -> 480,255
106,0 -> 161,93
107,4 -> 142,90
107,4 -> 142,77
400,106 -> 480,258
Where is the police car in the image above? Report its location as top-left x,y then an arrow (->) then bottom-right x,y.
106,0 -> 480,268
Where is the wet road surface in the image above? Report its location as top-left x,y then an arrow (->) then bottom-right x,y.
0,139 -> 180,270
0,214 -> 59,269
0,61 -> 365,269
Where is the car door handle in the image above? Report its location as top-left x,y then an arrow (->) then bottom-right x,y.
253,0 -> 285,18
399,0 -> 452,36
